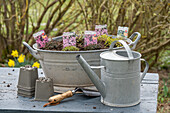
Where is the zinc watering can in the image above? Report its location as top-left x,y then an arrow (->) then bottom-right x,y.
76,40 -> 149,107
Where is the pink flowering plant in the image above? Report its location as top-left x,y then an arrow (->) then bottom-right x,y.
33,30 -> 49,48
84,31 -> 97,47
62,32 -> 76,48
95,25 -> 108,36
35,25 -> 128,51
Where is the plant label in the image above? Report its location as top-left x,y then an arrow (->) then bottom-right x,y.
95,24 -> 108,36
62,32 -> 76,48
33,30 -> 49,48
117,26 -> 129,38
84,31 -> 97,47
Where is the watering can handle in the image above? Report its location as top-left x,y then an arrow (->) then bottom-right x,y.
109,40 -> 134,59
129,32 -> 141,50
23,42 -> 43,60
140,59 -> 149,82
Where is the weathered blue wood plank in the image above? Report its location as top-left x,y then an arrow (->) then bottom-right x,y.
0,68 -> 159,113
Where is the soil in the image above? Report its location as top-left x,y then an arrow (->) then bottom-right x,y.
93,106 -> 96,109
41,34 -> 128,51
41,35 -> 130,51
42,40 -> 108,51
8,73 -> 12,75
7,84 -> 10,87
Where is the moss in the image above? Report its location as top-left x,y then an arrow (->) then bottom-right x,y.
62,46 -> 79,51
97,34 -> 124,47
83,44 -> 103,50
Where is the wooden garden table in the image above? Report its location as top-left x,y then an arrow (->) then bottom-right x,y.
0,67 -> 159,113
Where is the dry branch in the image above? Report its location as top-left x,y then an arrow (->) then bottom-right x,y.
141,38 -> 170,55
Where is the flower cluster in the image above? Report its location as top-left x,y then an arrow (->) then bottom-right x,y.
11,50 -> 25,64
63,35 -> 76,48
8,59 -> 15,67
11,50 -> 19,57
84,34 -> 97,47
8,50 -> 40,68
32,62 -> 40,68
95,28 -> 108,36
18,54 -> 25,63
35,34 -> 49,48
33,30 -> 49,48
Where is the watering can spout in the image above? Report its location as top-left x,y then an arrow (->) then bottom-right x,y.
76,55 -> 106,97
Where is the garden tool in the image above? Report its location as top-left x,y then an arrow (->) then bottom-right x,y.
43,87 -> 100,107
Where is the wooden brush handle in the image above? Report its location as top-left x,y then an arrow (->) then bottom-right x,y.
48,90 -> 73,103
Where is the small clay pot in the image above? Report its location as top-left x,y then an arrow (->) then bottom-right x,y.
17,65 -> 38,89
17,88 -> 35,96
17,92 -> 34,98
18,88 -> 35,95
17,65 -> 38,98
34,77 -> 54,101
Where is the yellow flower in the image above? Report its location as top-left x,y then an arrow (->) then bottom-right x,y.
18,54 -> 25,63
32,62 -> 40,68
8,59 -> 15,67
11,50 -> 19,57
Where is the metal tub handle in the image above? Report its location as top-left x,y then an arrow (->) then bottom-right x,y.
129,32 -> 141,50
23,42 -> 43,60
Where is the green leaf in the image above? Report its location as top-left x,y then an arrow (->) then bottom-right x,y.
161,97 -> 164,103
163,80 -> 168,97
